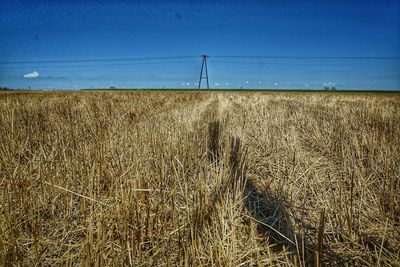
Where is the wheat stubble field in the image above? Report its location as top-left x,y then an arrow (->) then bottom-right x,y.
0,91 -> 399,266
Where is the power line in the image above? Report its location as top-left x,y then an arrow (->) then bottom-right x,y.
0,56 -> 198,65
4,59 -> 398,69
1,55 -> 399,65
211,55 -> 400,60
2,60 -> 197,69
211,60 -> 400,68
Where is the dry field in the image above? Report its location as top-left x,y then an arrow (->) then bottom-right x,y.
0,90 -> 399,266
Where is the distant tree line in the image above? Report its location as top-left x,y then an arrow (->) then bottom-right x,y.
324,86 -> 336,91
0,86 -> 12,91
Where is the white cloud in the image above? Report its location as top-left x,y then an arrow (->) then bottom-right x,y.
186,82 -> 190,86
23,71 -> 39,79
225,82 -> 229,86
258,81 -> 262,84
323,81 -> 336,87
274,82 -> 280,86
214,82 -> 220,86
245,81 -> 249,84
304,83 -> 310,87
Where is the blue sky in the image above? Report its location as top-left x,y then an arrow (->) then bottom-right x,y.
0,0 -> 399,90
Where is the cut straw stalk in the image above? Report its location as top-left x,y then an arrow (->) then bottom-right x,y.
44,181 -> 111,208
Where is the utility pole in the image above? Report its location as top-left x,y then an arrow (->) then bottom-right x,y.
198,55 -> 210,89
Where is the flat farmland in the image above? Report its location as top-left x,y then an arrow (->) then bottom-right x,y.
0,91 -> 399,266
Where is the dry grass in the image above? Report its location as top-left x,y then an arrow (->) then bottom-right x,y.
0,90 -> 399,266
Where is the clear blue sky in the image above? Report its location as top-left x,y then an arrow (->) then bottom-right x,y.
0,0 -> 399,90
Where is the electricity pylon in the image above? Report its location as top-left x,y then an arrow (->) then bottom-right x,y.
198,55 -> 210,89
